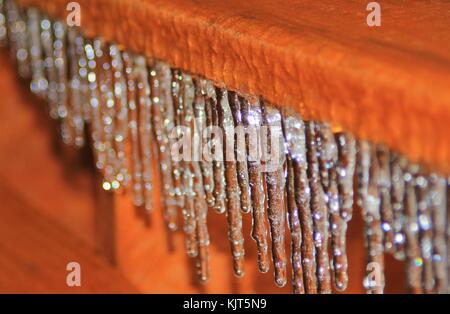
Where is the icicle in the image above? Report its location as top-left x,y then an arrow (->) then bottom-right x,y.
240,96 -> 270,274
316,124 -> 348,291
376,146 -> 395,253
228,92 -> 251,214
53,21 -> 70,144
135,56 -> 154,210
282,109 -> 307,293
416,173 -> 434,293
173,71 -> 197,257
97,40 -> 118,189
358,141 -> 385,294
218,88 -> 245,277
184,75 -> 210,283
428,175 -> 447,293
446,179 -> 450,294
305,121 -> 331,293
0,1 -> 7,47
261,103 -> 287,288
109,44 -> 129,187
192,158 -> 210,283
39,17 -> 59,117
404,164 -> 423,294
203,80 -> 226,214
27,8 -> 46,97
122,51 -> 144,206
66,27 -> 85,147
193,78 -> 215,208
171,69 -> 186,215
73,30 -> 90,124
335,133 -> 356,222
149,62 -> 177,230
390,153 -> 407,260
6,1 -> 30,78
181,73 -> 199,257
335,132 -> 356,290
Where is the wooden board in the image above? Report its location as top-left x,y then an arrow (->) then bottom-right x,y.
16,0 -> 450,174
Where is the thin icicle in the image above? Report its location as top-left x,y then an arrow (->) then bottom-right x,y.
173,71 -> 197,257
185,75 -> 210,282
122,51 -> 144,206
404,164 -> 423,294
66,27 -> 85,147
7,1 -> 30,78
135,56 -> 154,210
40,18 -> 58,118
109,44 -> 129,187
416,173 -> 434,293
335,132 -> 356,291
218,88 -> 245,277
27,8 -> 46,98
335,133 -> 356,222
171,69 -> 186,215
358,141 -> 385,294
53,21 -> 70,144
241,96 -> 270,274
149,62 -> 177,230
428,175 -> 448,293
376,146 -> 395,253
0,1 -> 7,47
390,153 -> 407,260
97,40 -> 118,189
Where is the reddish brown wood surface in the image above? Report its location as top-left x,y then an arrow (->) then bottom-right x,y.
16,0 -> 450,174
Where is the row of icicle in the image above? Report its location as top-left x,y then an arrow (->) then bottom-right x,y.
1,0 -> 449,294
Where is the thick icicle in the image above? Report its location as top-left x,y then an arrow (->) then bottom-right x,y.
358,141 -> 385,294
228,92 -> 251,214
282,110 -> 306,294
241,96 -> 270,274
218,88 -> 245,277
149,62 -> 178,230
316,123 -> 348,291
204,80 -> 226,214
305,121 -> 331,294
262,103 -> 287,288
193,78 -> 215,208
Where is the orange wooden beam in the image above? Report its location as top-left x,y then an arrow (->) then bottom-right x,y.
16,0 -> 450,173
15,0 -> 450,173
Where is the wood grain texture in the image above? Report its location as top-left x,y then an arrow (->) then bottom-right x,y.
16,0 -> 450,174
